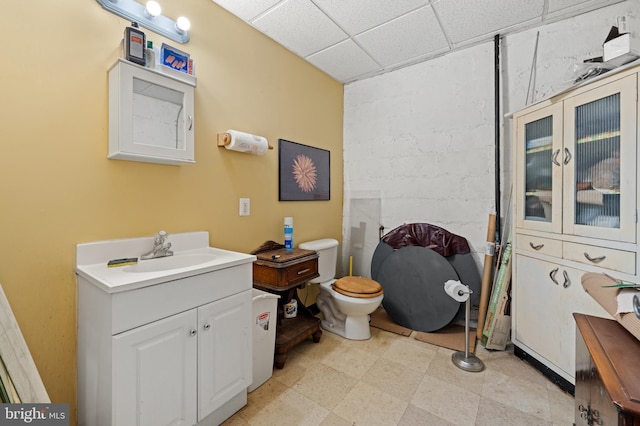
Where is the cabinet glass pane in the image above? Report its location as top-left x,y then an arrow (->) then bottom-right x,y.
524,116 -> 553,222
574,93 -> 620,228
132,77 -> 185,150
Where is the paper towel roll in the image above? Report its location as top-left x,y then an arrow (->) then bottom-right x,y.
220,130 -> 270,155
444,280 -> 470,302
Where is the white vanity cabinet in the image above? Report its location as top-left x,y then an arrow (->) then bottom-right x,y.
511,63 -> 640,388
108,59 -> 196,165
76,232 -> 255,426
112,290 -> 252,426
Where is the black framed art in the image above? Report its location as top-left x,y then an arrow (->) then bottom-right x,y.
278,139 -> 330,201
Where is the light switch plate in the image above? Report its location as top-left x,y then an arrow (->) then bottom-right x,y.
239,198 -> 250,216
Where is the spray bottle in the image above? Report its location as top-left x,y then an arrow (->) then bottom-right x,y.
284,217 -> 293,250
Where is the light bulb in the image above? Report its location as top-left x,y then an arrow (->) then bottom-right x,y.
145,1 -> 161,18
176,16 -> 191,33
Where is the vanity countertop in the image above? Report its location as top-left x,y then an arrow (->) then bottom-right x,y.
75,231 -> 255,293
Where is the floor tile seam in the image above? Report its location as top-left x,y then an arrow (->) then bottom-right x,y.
347,381 -> 411,425
379,349 -> 435,374
479,387 -> 553,423
318,357 -> 373,381
359,371 -> 423,405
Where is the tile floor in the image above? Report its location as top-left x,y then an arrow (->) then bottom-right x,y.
223,327 -> 575,426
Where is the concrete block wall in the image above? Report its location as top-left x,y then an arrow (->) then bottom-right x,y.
342,1 -> 638,277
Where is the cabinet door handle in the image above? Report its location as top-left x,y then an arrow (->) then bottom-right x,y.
549,267 -> 559,284
633,295 -> 640,320
189,329 -> 197,337
563,147 -> 572,165
203,323 -> 211,331
584,252 -> 606,263
562,270 -> 570,288
529,242 -> 544,250
188,115 -> 193,131
297,268 -> 310,275
552,149 -> 561,166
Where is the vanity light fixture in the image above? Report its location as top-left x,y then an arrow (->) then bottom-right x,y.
96,0 -> 190,44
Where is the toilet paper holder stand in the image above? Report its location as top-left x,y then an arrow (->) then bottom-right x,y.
448,283 -> 485,373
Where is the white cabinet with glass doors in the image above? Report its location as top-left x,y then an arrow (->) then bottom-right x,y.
511,64 -> 639,387
515,74 -> 636,242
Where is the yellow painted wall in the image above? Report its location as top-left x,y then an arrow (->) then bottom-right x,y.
0,0 -> 343,422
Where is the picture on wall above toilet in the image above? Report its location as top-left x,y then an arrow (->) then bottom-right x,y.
278,139 -> 330,201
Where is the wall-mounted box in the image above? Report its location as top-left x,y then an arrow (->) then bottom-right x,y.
604,33 -> 640,67
108,59 -> 196,165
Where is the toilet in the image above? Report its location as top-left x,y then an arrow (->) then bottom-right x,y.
298,239 -> 383,340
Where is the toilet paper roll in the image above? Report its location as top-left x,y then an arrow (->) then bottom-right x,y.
444,280 -> 470,302
220,130 -> 270,155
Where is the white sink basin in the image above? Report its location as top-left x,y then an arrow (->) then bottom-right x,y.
123,253 -> 217,273
75,232 -> 257,293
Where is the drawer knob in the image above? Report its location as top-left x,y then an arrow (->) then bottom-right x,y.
583,252 -> 606,263
529,242 -> 544,250
297,268 -> 311,275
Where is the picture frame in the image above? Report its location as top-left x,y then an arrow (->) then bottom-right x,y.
278,139 -> 330,201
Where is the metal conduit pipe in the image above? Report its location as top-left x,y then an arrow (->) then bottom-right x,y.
494,34 -> 502,247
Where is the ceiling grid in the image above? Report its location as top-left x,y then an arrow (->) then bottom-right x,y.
211,0 -> 627,83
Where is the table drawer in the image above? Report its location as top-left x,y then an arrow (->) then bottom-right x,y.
563,242 -> 635,274
516,234 -> 562,257
285,258 -> 318,286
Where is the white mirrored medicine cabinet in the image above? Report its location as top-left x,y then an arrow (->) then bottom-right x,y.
108,59 -> 196,165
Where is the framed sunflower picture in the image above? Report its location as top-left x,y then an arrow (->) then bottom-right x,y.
278,139 -> 330,201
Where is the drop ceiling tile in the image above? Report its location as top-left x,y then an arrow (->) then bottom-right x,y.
306,40 -> 382,82
252,0 -> 348,57
547,0 -> 626,16
312,0 -> 430,35
433,0 -> 544,44
355,7 -> 448,67
548,0 -> 607,13
211,0 -> 281,21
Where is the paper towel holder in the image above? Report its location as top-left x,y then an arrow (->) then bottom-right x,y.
216,132 -> 274,151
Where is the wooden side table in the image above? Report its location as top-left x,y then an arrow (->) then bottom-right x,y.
574,313 -> 640,425
253,248 -> 322,369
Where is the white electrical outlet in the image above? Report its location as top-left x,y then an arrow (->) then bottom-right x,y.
239,198 -> 250,216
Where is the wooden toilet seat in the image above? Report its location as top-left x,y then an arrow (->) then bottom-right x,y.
332,276 -> 383,298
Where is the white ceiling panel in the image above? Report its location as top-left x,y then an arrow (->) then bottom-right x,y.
312,0 -> 430,35
210,0 -> 627,83
211,0 -> 281,21
306,40 -> 382,82
253,0 -> 348,57
356,7 -> 449,67
433,0 -> 545,44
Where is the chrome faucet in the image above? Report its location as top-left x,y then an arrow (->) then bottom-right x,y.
140,231 -> 174,260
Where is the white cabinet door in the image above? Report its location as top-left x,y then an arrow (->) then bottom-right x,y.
515,103 -> 564,233
563,74 -> 637,242
513,255 -> 610,383
109,59 -> 196,165
198,290 -> 252,421
113,309 -> 198,426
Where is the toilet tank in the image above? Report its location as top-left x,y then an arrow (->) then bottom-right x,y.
298,239 -> 339,284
